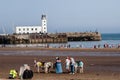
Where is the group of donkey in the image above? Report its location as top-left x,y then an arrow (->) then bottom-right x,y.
34,61 -> 54,73
34,60 -> 81,73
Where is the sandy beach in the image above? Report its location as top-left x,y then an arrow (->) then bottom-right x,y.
0,47 -> 120,80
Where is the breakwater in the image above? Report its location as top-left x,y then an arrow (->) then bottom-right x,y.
0,32 -> 101,44
67,32 -> 101,41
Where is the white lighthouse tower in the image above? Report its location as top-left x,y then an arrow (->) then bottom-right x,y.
41,15 -> 47,33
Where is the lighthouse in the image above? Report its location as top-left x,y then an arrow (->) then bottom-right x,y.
41,15 -> 47,33
15,15 -> 47,34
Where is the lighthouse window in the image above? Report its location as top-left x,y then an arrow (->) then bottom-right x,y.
44,24 -> 46,26
44,27 -> 46,29
31,28 -> 33,31
19,29 -> 21,31
27,28 -> 29,31
35,28 -> 37,30
23,28 -> 25,31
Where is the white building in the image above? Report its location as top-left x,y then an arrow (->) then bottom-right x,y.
15,15 -> 47,34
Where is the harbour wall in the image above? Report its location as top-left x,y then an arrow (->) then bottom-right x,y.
67,32 -> 101,41
0,32 -> 101,44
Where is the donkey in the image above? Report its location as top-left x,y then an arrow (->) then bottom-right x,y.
44,62 -> 54,73
34,61 -> 53,73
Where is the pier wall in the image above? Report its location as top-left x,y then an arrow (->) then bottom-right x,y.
0,32 -> 101,44
67,32 -> 101,41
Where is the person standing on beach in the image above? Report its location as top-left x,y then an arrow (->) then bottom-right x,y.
55,57 -> 63,73
70,57 -> 75,74
65,56 -> 70,73
78,61 -> 84,73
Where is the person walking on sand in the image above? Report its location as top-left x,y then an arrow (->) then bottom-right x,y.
65,56 -> 70,73
70,57 -> 75,74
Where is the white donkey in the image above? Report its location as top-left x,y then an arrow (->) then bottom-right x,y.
44,62 -> 54,73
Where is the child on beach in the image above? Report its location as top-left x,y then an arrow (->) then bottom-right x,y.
78,61 -> 84,73
9,69 -> 18,79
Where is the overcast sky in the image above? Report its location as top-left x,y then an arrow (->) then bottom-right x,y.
0,0 -> 120,34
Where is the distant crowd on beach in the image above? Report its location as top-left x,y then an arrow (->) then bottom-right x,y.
8,56 -> 84,79
93,44 -> 120,49
0,43 -> 120,49
52,43 -> 120,49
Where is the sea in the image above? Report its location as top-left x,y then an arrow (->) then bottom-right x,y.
0,33 -> 120,56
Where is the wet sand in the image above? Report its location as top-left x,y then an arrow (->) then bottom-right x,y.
0,47 -> 120,52
0,48 -> 120,80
